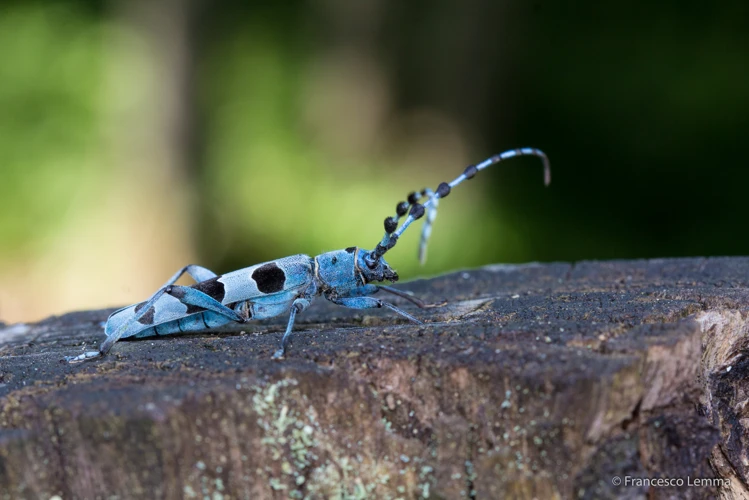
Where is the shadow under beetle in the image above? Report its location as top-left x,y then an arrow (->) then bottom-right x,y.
65,148 -> 550,362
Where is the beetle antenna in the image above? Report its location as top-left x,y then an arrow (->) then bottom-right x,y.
367,148 -> 550,265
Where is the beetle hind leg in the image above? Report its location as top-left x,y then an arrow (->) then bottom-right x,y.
66,264 -> 221,363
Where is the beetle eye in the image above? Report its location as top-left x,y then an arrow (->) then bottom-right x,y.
366,259 -> 377,269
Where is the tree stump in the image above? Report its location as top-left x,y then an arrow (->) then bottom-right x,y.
2,257 -> 749,499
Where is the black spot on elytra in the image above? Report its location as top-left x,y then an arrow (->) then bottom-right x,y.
331,256 -> 338,265
193,277 -> 226,302
185,304 -> 202,315
252,262 -> 286,294
134,302 -> 155,325
165,285 -> 211,315
345,246 -> 356,253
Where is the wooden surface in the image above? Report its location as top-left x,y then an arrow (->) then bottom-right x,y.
2,258 -> 749,499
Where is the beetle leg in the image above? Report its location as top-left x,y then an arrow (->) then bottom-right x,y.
66,264 -> 220,363
328,295 -> 423,325
344,284 -> 441,308
271,298 -> 312,360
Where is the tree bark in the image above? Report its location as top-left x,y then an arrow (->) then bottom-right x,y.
2,257 -> 749,499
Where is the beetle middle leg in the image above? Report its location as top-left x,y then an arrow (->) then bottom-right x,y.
271,298 -> 312,360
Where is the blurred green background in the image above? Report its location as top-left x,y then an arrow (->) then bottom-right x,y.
0,0 -> 747,322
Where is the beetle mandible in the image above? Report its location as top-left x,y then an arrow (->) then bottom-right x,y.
65,148 -> 550,363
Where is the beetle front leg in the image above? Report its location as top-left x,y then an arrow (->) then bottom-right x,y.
345,284 -> 440,308
328,295 -> 423,325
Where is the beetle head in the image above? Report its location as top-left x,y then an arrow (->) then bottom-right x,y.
357,249 -> 399,283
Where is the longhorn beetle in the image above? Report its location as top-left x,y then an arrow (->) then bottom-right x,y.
65,148 -> 550,363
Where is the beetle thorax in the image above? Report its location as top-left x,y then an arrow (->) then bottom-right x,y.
313,247 -> 363,293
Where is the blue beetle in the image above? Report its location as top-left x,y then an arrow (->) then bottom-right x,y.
65,148 -> 550,362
